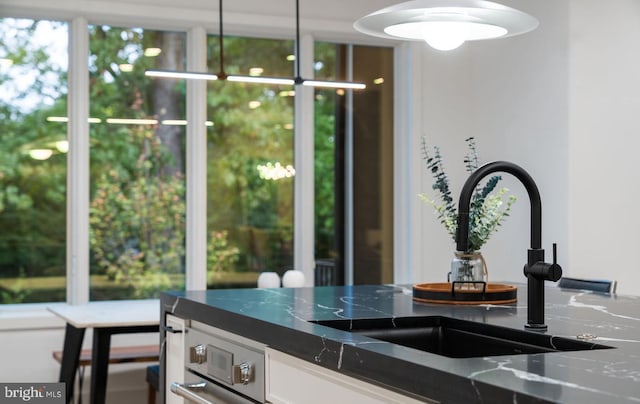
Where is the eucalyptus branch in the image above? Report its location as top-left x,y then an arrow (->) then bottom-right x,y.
463,137 -> 479,173
419,193 -> 457,239
421,137 -> 517,251
421,137 -> 456,217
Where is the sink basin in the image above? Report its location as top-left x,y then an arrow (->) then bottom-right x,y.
313,316 -> 613,358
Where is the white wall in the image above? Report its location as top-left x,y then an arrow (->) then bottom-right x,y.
411,0 -> 640,296
413,0 -> 570,287
568,0 -> 640,296
0,309 -> 157,403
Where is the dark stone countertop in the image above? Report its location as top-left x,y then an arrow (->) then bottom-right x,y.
160,284 -> 640,403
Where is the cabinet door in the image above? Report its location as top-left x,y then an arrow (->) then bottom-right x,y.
266,348 -> 428,404
165,314 -> 186,404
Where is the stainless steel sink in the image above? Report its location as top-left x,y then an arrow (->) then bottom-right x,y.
313,316 -> 613,358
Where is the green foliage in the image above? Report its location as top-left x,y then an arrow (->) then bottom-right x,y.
0,21 -> 338,302
89,129 -> 242,298
420,137 -> 516,252
82,25 -> 191,299
313,42 -> 345,258
0,274 -> 28,304
0,20 -> 69,280
0,185 -> 32,213
207,230 -> 240,283
205,36 -> 295,270
89,129 -> 185,298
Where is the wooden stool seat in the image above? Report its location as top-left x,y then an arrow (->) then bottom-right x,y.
52,344 -> 159,366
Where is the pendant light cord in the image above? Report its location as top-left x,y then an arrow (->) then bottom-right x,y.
294,0 -> 302,83
218,0 -> 227,79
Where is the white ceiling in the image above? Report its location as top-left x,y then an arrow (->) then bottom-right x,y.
108,0 -> 401,22
0,0 -> 405,43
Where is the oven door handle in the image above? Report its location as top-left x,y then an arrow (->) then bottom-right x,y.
170,382 -> 216,404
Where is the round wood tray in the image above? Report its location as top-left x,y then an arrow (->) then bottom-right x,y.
412,282 -> 517,305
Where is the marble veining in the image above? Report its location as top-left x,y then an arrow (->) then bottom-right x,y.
473,357 -> 607,394
160,284 -> 640,403
568,294 -> 640,322
314,304 -> 345,318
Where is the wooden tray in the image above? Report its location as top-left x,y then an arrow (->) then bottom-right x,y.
413,282 -> 517,305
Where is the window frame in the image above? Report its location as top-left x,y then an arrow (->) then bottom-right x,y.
66,19 -> 318,303
0,5 -> 412,313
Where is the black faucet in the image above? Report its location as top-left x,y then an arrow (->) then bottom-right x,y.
455,161 -> 562,330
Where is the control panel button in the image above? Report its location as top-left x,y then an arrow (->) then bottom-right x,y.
189,344 -> 207,364
232,362 -> 253,384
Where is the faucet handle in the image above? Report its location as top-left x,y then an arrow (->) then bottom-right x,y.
525,243 -> 562,282
548,243 -> 562,281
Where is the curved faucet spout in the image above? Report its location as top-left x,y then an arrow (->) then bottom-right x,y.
454,161 -> 561,331
456,161 -> 541,253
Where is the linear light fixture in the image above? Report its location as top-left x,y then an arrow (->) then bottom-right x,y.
145,70 -> 218,81
47,116 -> 102,123
227,75 -> 293,85
293,0 -> 365,90
47,116 -> 209,126
106,118 -> 158,125
145,0 -> 293,86
146,0 -> 364,90
215,0 -> 297,86
161,119 -> 188,125
300,79 -> 364,90
354,0 -> 538,51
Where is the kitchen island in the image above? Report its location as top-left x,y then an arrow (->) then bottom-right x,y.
160,284 -> 640,403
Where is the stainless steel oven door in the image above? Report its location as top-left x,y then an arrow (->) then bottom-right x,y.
171,373 -> 258,404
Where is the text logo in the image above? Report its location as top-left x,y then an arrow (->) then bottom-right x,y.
0,383 -> 64,403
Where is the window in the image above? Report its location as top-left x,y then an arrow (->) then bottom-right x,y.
205,35 -> 295,287
351,45 -> 394,284
0,18 -> 68,304
88,26 -> 187,300
0,13 -> 395,305
313,42 -> 394,285
312,42 -> 341,282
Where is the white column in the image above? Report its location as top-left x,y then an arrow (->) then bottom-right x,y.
344,46 -> 355,285
185,26 -> 208,291
67,17 -> 90,304
393,42 -> 423,285
294,34 -> 315,286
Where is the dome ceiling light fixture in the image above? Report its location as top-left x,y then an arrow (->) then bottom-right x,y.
353,0 -> 539,51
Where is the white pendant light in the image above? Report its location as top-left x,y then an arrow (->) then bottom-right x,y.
354,0 -> 538,51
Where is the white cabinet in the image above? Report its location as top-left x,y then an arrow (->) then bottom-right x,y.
165,314 -> 186,404
265,348 -> 429,404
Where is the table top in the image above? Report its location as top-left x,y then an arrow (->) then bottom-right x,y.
48,299 -> 159,328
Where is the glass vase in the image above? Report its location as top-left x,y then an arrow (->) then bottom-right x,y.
450,251 -> 487,290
